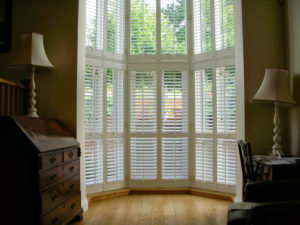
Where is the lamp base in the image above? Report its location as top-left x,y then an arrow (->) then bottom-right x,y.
27,67 -> 38,117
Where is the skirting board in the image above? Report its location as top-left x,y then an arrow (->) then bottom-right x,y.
87,188 -> 235,205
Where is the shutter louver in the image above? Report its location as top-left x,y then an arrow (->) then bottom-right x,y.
195,69 -> 213,133
130,71 -> 157,132
214,0 -> 234,51
217,138 -> 236,185
196,138 -> 213,182
193,0 -> 212,54
106,138 -> 124,182
131,137 -> 157,179
84,65 -> 104,186
161,0 -> 187,55
216,66 -> 236,134
85,139 -> 103,185
162,137 -> 188,179
106,68 -> 124,133
130,0 -> 156,55
86,0 -> 104,49
107,0 -> 124,54
162,71 -> 188,133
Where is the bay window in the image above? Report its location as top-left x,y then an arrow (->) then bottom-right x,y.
85,0 -> 239,194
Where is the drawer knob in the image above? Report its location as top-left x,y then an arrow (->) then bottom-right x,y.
68,151 -> 74,158
69,166 -> 75,172
49,173 -> 57,181
51,216 -> 59,224
49,157 -> 57,164
70,202 -> 76,209
51,193 -> 58,201
69,183 -> 75,190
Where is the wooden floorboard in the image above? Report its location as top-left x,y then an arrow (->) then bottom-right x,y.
71,194 -> 230,225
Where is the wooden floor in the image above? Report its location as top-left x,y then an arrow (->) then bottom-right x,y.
71,194 -> 230,225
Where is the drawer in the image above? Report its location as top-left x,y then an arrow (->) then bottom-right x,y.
42,152 -> 63,169
41,175 -> 80,215
64,160 -> 80,179
42,192 -> 81,225
64,148 -> 79,162
42,182 -> 65,215
40,166 -> 64,190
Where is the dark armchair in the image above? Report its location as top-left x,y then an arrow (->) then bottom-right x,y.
227,140 -> 300,225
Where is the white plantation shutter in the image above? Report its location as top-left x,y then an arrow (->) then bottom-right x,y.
131,138 -> 157,179
106,68 -> 124,183
193,0 -> 212,54
162,137 -> 188,179
216,66 -> 236,134
214,0 -> 234,51
130,71 -> 157,132
106,138 -> 124,182
106,69 -> 124,133
161,0 -> 187,55
195,69 -> 213,133
217,138 -> 236,185
107,0 -> 124,53
85,139 -> 103,185
86,0 -> 104,49
130,0 -> 156,55
85,65 -> 104,186
162,71 -> 188,133
196,138 -> 213,182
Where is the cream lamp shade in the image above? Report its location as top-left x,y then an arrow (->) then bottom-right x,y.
252,68 -> 296,158
9,32 -> 54,117
10,32 -> 54,70
252,68 -> 296,106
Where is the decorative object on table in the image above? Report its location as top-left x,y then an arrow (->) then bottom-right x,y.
9,32 -> 54,117
0,0 -> 12,52
252,68 -> 296,158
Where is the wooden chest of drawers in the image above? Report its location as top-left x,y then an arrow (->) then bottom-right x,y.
0,116 -> 82,225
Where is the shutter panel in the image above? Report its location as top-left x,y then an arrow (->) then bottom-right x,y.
107,0 -> 124,53
106,68 -> 124,133
214,0 -> 234,51
193,0 -> 212,54
85,139 -> 103,185
217,138 -> 236,185
162,71 -> 188,133
131,137 -> 157,179
162,137 -> 188,179
84,65 -> 104,186
86,0 -> 104,49
161,0 -> 187,55
130,71 -> 157,132
195,138 -> 213,182
130,0 -> 156,55
106,138 -> 124,182
216,66 -> 236,134
195,69 -> 213,133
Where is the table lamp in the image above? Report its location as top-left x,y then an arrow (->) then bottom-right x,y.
252,68 -> 296,158
9,32 -> 54,117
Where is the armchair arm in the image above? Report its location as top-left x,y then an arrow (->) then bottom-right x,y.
248,200 -> 300,225
244,179 -> 300,202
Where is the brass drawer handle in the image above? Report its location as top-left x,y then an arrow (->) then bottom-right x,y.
69,183 -> 75,190
68,151 -> 74,158
50,193 -> 58,201
70,203 -> 76,209
49,173 -> 57,181
51,216 -> 59,224
49,156 -> 57,164
69,166 -> 75,172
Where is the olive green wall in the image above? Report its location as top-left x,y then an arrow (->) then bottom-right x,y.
0,0 -> 78,136
242,0 -> 289,155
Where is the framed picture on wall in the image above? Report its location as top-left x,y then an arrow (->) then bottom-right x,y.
0,0 -> 12,52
